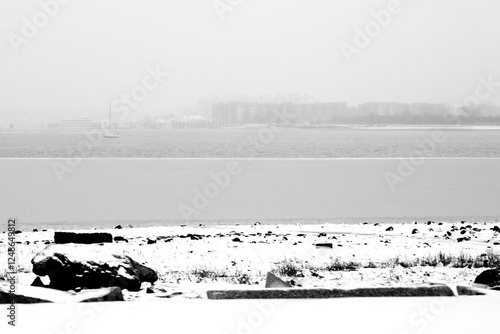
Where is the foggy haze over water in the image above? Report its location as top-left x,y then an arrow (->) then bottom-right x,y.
1,0 -> 500,121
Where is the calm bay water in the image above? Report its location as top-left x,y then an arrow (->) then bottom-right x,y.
2,159 -> 500,230
2,129 -> 499,230
1,128 -> 500,158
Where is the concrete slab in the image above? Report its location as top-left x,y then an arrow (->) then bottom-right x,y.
207,285 -> 456,299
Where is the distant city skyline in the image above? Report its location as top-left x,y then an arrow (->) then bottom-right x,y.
3,97 -> 500,129
2,94 -> 500,122
1,1 -> 500,122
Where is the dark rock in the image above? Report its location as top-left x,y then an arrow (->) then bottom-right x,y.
374,223 -> 379,226
147,238 -> 156,244
457,236 -> 471,242
318,232 -> 327,237
385,226 -> 394,231
232,238 -> 242,242
33,229 -> 38,232
71,287 -> 124,302
114,236 -> 128,242
188,234 -> 203,240
15,230 -> 22,234
474,269 -> 500,288
114,225 -> 122,229
491,226 -> 500,233
31,245 -> 158,292
412,229 -> 419,234
54,232 -> 112,244
31,276 -> 46,287
315,243 -> 333,249
265,272 -> 292,288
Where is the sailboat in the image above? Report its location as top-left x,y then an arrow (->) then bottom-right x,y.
104,103 -> 120,139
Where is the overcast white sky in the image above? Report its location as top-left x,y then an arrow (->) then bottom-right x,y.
1,0 -> 500,120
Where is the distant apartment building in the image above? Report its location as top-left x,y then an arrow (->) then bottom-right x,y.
198,94 -> 312,121
359,102 -> 411,116
60,117 -> 98,129
211,100 -> 500,125
284,103 -> 350,123
409,103 -> 447,116
213,102 -> 350,124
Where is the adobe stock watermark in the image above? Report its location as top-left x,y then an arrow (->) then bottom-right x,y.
399,295 -> 455,334
46,303 -> 105,334
5,218 -> 18,326
340,0 -> 407,63
111,65 -> 169,121
7,0 -> 72,54
213,0 -> 244,21
384,74 -> 500,192
51,64 -> 168,183
178,111 -> 293,220
51,129 -> 103,182
223,299 -> 284,334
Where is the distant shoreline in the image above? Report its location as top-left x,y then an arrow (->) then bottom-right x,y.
7,216 -> 500,233
2,125 -> 500,132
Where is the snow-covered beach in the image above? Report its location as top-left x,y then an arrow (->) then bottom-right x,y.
3,219 -> 499,301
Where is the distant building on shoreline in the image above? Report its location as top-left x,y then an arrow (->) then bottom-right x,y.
212,101 -> 500,125
60,117 -> 98,129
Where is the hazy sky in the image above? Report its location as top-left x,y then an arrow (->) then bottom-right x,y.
1,0 -> 500,120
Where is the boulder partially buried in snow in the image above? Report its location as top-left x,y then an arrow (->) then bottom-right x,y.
31,245 -> 158,292
473,269 -> 500,289
54,231 -> 112,244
